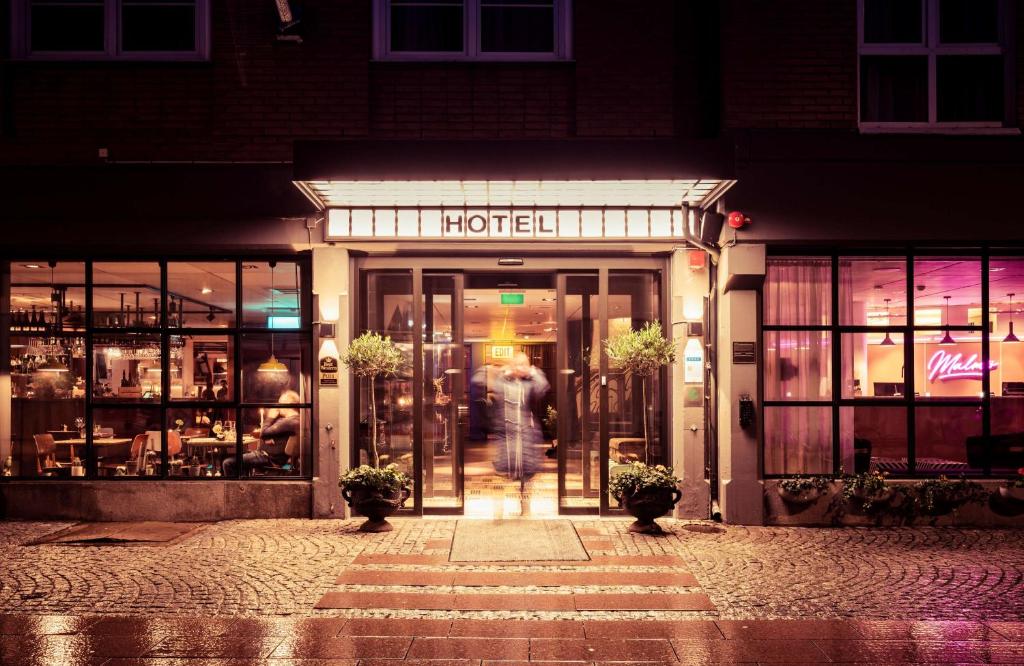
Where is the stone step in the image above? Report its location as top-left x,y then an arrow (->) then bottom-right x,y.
351,553 -> 687,567
314,591 -> 715,611
334,569 -> 700,587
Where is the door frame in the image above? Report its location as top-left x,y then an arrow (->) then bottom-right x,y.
353,255 -> 669,516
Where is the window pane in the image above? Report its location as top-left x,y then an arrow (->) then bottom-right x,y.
422,275 -> 460,509
916,405 -> 983,474
764,406 -> 832,475
860,56 -> 928,122
169,335 -> 233,401
991,260 -> 1024,450
481,0 -> 554,53
9,335 -> 85,478
31,0 -> 105,51
940,0 -> 999,43
92,262 -> 162,328
840,406 -> 908,475
842,332 -> 905,399
990,399 -> 1024,475
242,261 -> 303,328
913,258 -> 981,327
241,333 -> 311,404
840,257 -> 907,326
390,1 -> 464,52
764,257 -> 832,326
91,334 -> 162,402
11,261 -> 86,333
168,262 -> 236,328
93,407 -> 162,477
937,56 -> 1004,123
235,407 -> 311,477
122,0 -> 196,51
764,331 -> 832,401
863,0 -> 922,43
168,406 -> 237,477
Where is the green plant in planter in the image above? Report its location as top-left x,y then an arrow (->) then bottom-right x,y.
543,405 -> 558,435
609,462 -> 682,500
912,476 -> 986,516
341,332 -> 406,467
1009,468 -> 1024,489
604,321 -> 676,462
777,475 -> 832,503
339,463 -> 411,494
840,470 -> 893,512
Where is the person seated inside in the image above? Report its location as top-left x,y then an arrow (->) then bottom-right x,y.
222,390 -> 300,476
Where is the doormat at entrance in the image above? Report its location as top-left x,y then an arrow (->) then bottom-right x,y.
24,521 -> 208,546
450,520 -> 589,562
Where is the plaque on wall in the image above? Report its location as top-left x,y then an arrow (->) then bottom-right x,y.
319,355 -> 339,386
732,341 -> 756,364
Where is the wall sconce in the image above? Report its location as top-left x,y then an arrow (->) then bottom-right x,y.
683,295 -> 704,322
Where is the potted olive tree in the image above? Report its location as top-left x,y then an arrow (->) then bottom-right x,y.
340,332 -> 410,532
604,321 -> 680,532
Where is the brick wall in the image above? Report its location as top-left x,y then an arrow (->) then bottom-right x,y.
0,0 -> 682,165
721,0 -> 858,130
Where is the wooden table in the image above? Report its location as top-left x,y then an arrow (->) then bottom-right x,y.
181,435 -> 258,464
57,437 -> 133,459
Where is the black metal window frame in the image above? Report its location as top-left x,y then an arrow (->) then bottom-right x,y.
761,246 -> 1024,480
4,254 -> 314,481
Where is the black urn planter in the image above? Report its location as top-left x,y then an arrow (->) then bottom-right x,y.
341,484 -> 410,532
619,486 -> 682,534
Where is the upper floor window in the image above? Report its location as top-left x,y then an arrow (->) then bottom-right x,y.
858,0 -> 1013,132
373,0 -> 572,61
11,0 -> 210,61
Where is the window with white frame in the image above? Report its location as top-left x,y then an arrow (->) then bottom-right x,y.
11,0 -> 210,60
858,0 -> 1013,130
373,0 -> 572,60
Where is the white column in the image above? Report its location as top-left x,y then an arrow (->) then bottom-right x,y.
670,248 -> 710,518
716,244 -> 766,525
312,246 -> 350,518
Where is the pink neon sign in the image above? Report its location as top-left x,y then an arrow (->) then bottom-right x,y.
927,350 -> 998,382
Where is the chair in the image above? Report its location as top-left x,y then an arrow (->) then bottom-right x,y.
33,434 -> 65,475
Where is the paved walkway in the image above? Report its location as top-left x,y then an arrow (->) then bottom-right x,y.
3,519 -> 1024,663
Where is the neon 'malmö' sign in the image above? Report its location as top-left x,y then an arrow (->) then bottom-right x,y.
927,350 -> 998,382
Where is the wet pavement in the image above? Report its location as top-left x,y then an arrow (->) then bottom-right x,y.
1,519 -> 1023,662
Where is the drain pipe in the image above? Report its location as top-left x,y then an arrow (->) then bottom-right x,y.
710,500 -> 723,522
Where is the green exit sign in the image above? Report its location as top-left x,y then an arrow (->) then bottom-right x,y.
500,292 -> 525,306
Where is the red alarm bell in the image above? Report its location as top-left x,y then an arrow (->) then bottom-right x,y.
727,211 -> 750,229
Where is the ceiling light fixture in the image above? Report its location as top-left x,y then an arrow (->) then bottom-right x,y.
939,296 -> 956,346
259,261 -> 289,373
1005,293 -> 1020,344
201,287 -> 213,295
880,299 -> 897,344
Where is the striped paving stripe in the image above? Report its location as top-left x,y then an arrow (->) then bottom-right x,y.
351,553 -> 687,567
314,591 -> 715,611
335,570 -> 700,587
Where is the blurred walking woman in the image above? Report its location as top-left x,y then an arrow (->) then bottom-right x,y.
492,352 -> 550,484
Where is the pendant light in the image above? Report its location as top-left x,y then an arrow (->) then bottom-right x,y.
38,262 -> 69,373
938,295 -> 956,346
1004,293 -> 1020,344
258,261 -> 289,373
880,298 -> 896,346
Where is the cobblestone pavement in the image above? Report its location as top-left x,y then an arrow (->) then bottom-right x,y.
1,519 -> 1023,621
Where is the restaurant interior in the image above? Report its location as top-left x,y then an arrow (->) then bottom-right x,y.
5,259 -> 312,479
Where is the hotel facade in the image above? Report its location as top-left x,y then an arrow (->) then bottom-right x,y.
3,0 -> 1024,525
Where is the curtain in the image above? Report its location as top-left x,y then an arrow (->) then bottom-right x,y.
764,258 -> 834,474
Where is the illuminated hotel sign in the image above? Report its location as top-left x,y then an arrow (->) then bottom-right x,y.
325,207 -> 687,240
927,350 -> 998,382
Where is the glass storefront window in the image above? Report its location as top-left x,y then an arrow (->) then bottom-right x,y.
92,262 -> 162,328
168,262 -> 236,328
913,258 -> 981,327
4,257 -> 312,480
92,407 -> 163,477
764,406 -> 833,475
239,407 -> 311,477
840,257 -> 907,326
764,257 -> 832,326
764,330 -> 832,401
422,275 -> 461,509
170,335 -> 233,401
842,332 -> 905,399
916,405 -> 984,474
839,406 -> 908,474
92,334 -> 162,402
242,261 -> 302,328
